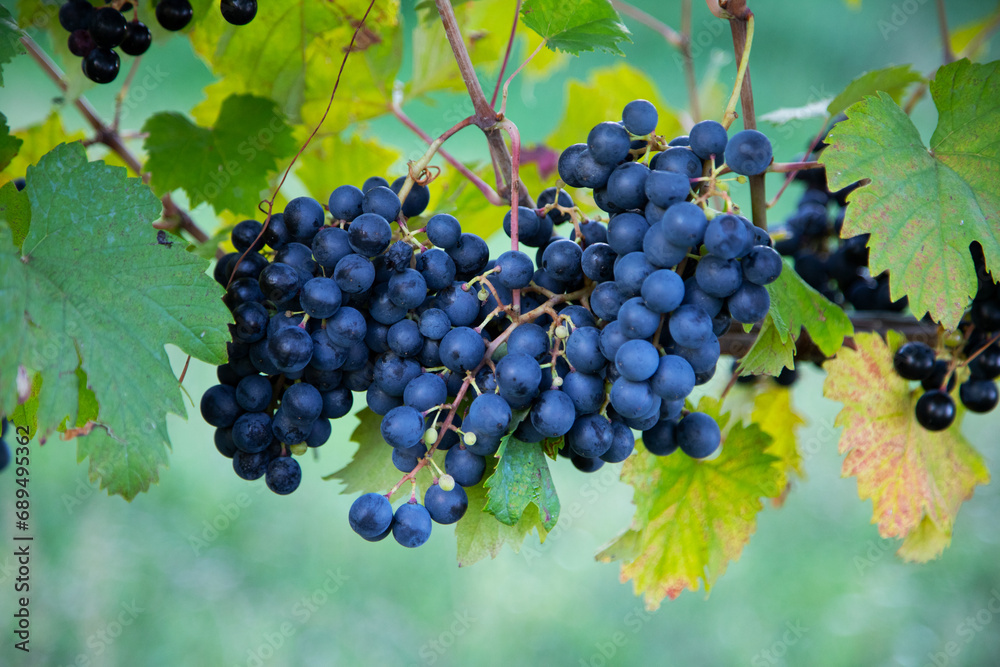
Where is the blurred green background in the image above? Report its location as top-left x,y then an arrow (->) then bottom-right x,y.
2,1 -> 1000,665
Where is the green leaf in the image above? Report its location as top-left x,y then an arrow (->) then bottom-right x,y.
0,112 -> 86,188
823,331 -> 990,561
187,1 -> 401,125
738,267 -> 853,376
521,0 -> 631,56
824,59 -> 1000,328
484,435 -> 560,530
0,143 -> 231,500
142,94 -> 296,217
0,181 -> 29,250
324,408 -> 439,502
826,64 -> 924,118
0,5 -> 25,86
0,112 -> 22,170
597,397 -> 782,608
455,466 -> 549,567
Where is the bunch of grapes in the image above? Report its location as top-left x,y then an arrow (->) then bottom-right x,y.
58,0 -> 257,84
0,419 -> 10,473
892,255 -> 1000,431
202,99 -> 784,549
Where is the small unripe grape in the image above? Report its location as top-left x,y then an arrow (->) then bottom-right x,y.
290,443 -> 308,456
463,431 -> 477,445
423,427 -> 438,446
439,474 -> 456,492
555,325 -> 569,339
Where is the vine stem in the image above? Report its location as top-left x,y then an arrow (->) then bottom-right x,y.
497,118 -> 523,313
395,115 -> 476,204
498,39 -> 545,117
936,0 -> 955,65
19,34 -> 209,244
720,13 -> 754,131
490,0 -> 522,108
389,104 -> 503,206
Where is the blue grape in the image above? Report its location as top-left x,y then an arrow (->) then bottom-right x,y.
581,243 -> 617,283
618,297 -> 660,339
530,390 -> 577,437
607,162 -> 649,211
688,120 -> 728,161
650,354 -> 695,401
271,409 -> 310,444
588,121 -> 631,164
392,502 -> 432,548
350,493 -> 393,541
214,428 -> 237,458
609,378 -> 655,419
561,372 -> 604,415
283,197 -> 325,243
362,185 -> 401,221
306,418 -> 332,447
232,302 -> 268,343
440,327 -> 486,373
231,219 -> 264,253
676,412 -> 721,459
506,323 -> 550,360
274,242 -> 318,284
682,277 -> 724,317
703,214 -> 751,260
328,184 -> 364,221
641,269 -> 685,314
668,304 -> 712,348
558,144 -> 588,188
560,305 -> 597,329
590,282 -> 626,322
652,147 -> 702,179
235,375 -> 272,412
574,148 -> 614,189
403,373 -> 447,412
427,214 -> 462,249
268,326 -> 314,373
615,339 -> 659,381
233,447 -> 274,481
301,277 -> 343,319
622,99 -> 658,135
312,227 -> 353,271
367,385 -> 402,415
496,352 -> 543,401
727,282 -> 771,323
541,239 -> 583,283
567,414 -> 613,458
265,457 -> 301,495
435,284 -> 480,327
644,170 -> 690,209
326,306 -> 366,347
467,393 -> 512,436
601,421 -> 635,463
418,308 -> 451,340
662,202 -> 707,248
348,213 -> 392,258
741,246 -> 783,285
572,455 -> 605,473
643,419 -> 678,456
694,255 -> 743,298
614,252 -> 656,297
282,382 -> 322,421
390,177 -> 430,218
569,219 -> 608,246
607,212 -> 648,255
447,233 -> 490,277
503,206 -> 541,242
258,262 -> 301,303
380,405 -> 424,449
495,250 -> 534,289
537,187 -> 576,225
387,269 -> 427,310
392,446 -> 421,473
384,240 -> 414,272
724,129 -> 773,176
369,284 -> 408,325
599,320 -> 628,362
675,334 -> 720,374
643,221 -> 690,268
387,320 -> 423,358
373,352 -> 421,397
445,447 -> 486,487
565,327 -> 605,374
232,412 -> 273,453
425,485 -> 469,524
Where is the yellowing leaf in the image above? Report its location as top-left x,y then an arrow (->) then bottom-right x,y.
752,386 -> 805,479
456,469 -> 548,567
0,112 -> 86,188
597,397 -> 782,608
822,331 -> 990,561
295,131 -> 402,204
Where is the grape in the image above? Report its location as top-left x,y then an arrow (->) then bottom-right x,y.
561,372 -> 604,415
373,353 -> 421,396
321,388 -> 353,419
221,0 -> 257,25
214,428 -> 237,458
558,144 -> 588,188
232,412 -> 273,453
392,446 -> 422,473
447,233 -> 491,277
362,186 -> 402,222
284,197 -> 325,243
540,240 -> 582,283
921,359 -> 956,392
467,393 -> 512,436
416,248 -> 457,292
418,309 -> 451,341
274,243 -> 318,283
609,378 -> 655,419
622,99 -> 658,135
349,493 -> 393,541
403,374 -> 447,412
156,0 -> 193,31
59,0 -> 94,32
650,354 -> 696,401
435,284 -> 480,327
643,419 -> 678,456
503,206 -> 541,242
236,375 -> 272,412
581,243 -> 616,283
607,212 -> 649,256
82,47 -> 120,84
618,297 -> 661,340
893,342 -> 936,381
493,250 -> 532,290
362,176 -> 389,193
327,185 -> 363,222
668,305 -> 712,348
120,21 -> 152,56
651,147 -> 702,180
393,502 -> 432,548
561,305 -> 597,329
565,327 -> 605,374
445,447 -> 486,487
601,421 -> 635,463
969,344 -> 1000,380
201,384 -> 242,428
914,390 -> 956,431
537,187 -> 575,225
572,456 -> 605,473
724,129 -> 773,176
440,327 -> 485,373
688,120 -> 728,161
742,246 -> 783,286
263,213 -> 289,250
67,29 -> 96,57
281,383 -> 322,422
267,326 -> 314,373
643,221 -> 690,268
529,390 -> 576,438
230,220 -> 263,254
258,262 -> 300,304
675,412 -> 721,459
89,7 -> 127,49
682,277 -> 724,317
615,339 -> 659,382
702,214 -> 747,259
300,277 -> 342,319
385,268 -> 427,310
231,302 -> 268,343
233,448 -> 274,481
641,269 -> 684,314
614,252 -> 656,297
348,213 -> 392,257
506,324 -> 550,360
588,121 -> 631,165
565,414 -> 612,458
607,162 -> 649,211
959,380 -> 998,413
387,320 -> 423,358
599,320 -> 628,362
496,353 -> 543,403
306,418 -> 332,448
425,484 -> 469,524
675,334 -> 720,374
326,307 -> 366,347
727,283 -> 771,323
645,170 -> 690,209
662,202 -> 707,248
380,406 -> 425,449
571,219 -> 609,246
694,255 -> 743,298
366,384 -> 402,415
390,177 -> 430,218
574,149 -> 615,189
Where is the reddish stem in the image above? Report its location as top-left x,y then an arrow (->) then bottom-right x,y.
491,0 -> 522,108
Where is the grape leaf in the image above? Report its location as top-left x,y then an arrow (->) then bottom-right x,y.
546,65 -> 684,158
456,467 -> 549,567
0,5 -> 25,86
0,143 -> 231,500
0,112 -> 21,170
0,181 -> 29,250
738,267 -> 853,376
822,331 -> 990,561
0,112 -> 86,188
187,0 -> 401,125
752,386 -> 805,479
521,0 -> 631,56
826,64 -> 924,117
142,94 -> 296,217
597,397 -> 782,608
950,5 -> 1000,59
295,132 -> 401,205
484,435 -> 560,530
324,407 -> 439,502
824,59 -> 1000,329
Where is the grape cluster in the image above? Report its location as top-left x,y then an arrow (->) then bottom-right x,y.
771,125 -> 901,312
0,419 -> 10,473
58,0 -> 256,84
201,99 -> 782,549
893,258 -> 1000,431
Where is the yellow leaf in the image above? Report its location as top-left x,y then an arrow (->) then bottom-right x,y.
822,331 -> 990,556
752,386 -> 806,479
0,113 -> 85,187
294,131 -> 403,204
